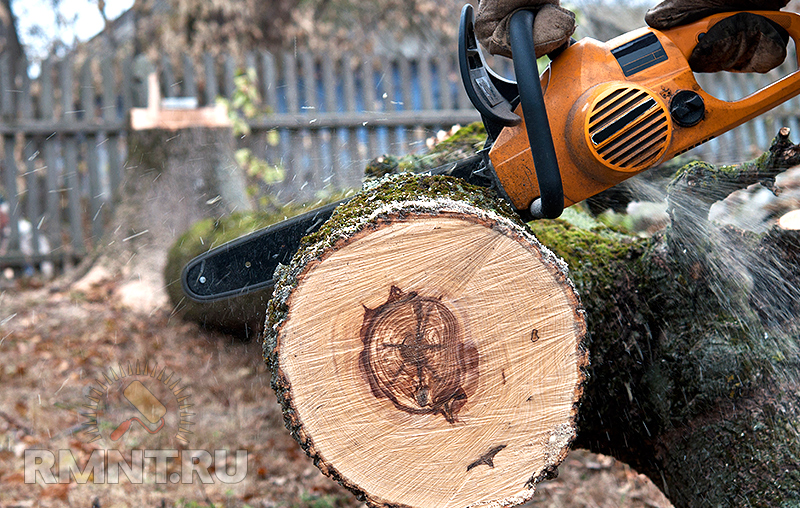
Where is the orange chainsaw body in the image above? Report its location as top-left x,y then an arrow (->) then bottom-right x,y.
489,11 -> 800,211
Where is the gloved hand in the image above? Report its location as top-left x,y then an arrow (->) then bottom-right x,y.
474,0 -> 576,59
475,0 -> 790,74
646,0 -> 790,73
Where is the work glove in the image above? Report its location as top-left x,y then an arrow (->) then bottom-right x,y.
645,0 -> 790,73
476,0 -> 790,74
474,0 -> 577,59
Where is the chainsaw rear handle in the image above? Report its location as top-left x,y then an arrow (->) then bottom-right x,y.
659,10 -> 800,142
509,9 -> 564,219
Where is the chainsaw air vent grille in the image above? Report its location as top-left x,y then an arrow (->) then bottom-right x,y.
587,86 -> 670,172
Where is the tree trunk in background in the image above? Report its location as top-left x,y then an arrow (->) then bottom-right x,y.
74,127 -> 250,314
1,0 -> 24,84
262,132 -> 800,507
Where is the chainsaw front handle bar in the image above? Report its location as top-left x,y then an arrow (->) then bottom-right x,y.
509,9 -> 564,219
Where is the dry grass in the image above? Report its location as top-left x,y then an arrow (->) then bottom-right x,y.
0,282 -> 672,508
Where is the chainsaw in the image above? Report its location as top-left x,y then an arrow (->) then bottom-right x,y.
181,6 -> 800,303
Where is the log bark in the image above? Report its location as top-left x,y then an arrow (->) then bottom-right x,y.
264,174 -> 588,508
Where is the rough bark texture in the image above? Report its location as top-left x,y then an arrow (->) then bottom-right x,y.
263,173 -> 588,508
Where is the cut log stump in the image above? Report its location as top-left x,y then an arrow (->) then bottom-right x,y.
264,174 -> 588,508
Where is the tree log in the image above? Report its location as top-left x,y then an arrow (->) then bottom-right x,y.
258,128 -> 800,507
264,174 -> 588,508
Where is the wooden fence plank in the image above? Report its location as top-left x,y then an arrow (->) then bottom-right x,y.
57,56 -> 84,256
380,58 -> 396,113
300,51 -> 323,192
245,52 -> 257,76
80,58 -> 95,121
260,51 -> 277,112
258,50 -> 281,193
204,53 -> 218,105
81,58 -> 104,241
101,57 -> 116,117
40,59 -> 54,120
379,58 -> 405,155
87,133 -> 103,241
161,54 -> 176,98
223,54 -> 236,100
282,51 -> 300,195
43,135 -> 61,254
102,56 -> 122,205
399,55 -> 419,152
341,54 -> 355,113
398,56 -> 412,111
321,54 -> 342,188
23,141 -> 42,257
341,53 -> 362,186
3,135 -> 19,251
392,57 -> 409,153
63,135 -> 83,254
16,57 -> 40,261
436,54 -> 452,111
1,55 -> 14,120
419,55 -> 434,111
361,56 -> 379,161
121,54 -> 134,112
183,54 -> 197,99
40,61 -> 59,254
19,57 -> 33,120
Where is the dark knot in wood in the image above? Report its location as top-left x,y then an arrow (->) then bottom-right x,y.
359,286 -> 479,423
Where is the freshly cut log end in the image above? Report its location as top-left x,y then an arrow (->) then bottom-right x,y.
264,174 -> 588,508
